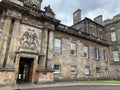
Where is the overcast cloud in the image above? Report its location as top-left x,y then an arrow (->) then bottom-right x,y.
41,0 -> 120,26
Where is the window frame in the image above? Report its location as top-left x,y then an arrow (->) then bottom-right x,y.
105,68 -> 109,75
94,47 -> 99,60
84,45 -> 89,58
113,50 -> 120,62
70,42 -> 77,56
96,68 -> 100,74
71,66 -> 77,75
103,50 -> 107,61
111,31 -> 117,42
54,65 -> 61,74
54,38 -> 62,54
85,67 -> 90,75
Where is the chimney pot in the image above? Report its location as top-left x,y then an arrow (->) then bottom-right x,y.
94,15 -> 103,25
73,9 -> 81,25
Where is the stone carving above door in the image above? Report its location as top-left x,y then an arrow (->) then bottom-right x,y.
20,29 -> 38,50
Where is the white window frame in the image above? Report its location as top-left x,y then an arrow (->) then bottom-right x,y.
54,65 -> 61,74
84,45 -> 89,58
94,47 -> 99,60
54,38 -> 61,53
105,68 -> 109,75
113,50 -> 120,62
96,68 -> 100,74
71,66 -> 77,75
111,32 -> 117,42
85,67 -> 90,75
70,42 -> 77,56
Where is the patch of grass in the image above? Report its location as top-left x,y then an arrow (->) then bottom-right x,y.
78,80 -> 120,84
57,80 -> 120,85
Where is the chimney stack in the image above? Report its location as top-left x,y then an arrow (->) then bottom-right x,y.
73,9 -> 81,25
94,15 -> 103,25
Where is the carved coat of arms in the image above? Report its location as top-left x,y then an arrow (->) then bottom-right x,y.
21,29 -> 38,50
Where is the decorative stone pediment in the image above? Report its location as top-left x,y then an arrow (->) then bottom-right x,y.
20,29 -> 38,50
44,5 -> 55,18
20,0 -> 43,9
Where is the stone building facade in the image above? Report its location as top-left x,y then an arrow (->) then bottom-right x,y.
104,15 -> 120,79
0,0 -> 119,86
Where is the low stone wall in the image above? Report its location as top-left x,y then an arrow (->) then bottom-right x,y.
36,68 -> 54,84
38,72 -> 54,83
0,70 -> 15,86
0,68 -> 16,86
54,75 -> 111,82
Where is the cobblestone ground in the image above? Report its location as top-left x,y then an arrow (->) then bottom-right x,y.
23,85 -> 120,90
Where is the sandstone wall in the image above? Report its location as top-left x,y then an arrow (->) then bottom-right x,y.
50,31 -> 110,80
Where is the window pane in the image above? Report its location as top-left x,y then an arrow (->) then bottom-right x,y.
54,39 -> 61,53
103,50 -> 107,61
94,48 -> 99,60
54,65 -> 60,74
84,46 -> 89,58
96,68 -> 100,74
71,43 -> 76,50
85,67 -> 90,75
55,39 -> 61,47
71,66 -> 76,75
71,43 -> 77,56
113,50 -> 119,61
105,68 -> 109,75
111,32 -> 117,42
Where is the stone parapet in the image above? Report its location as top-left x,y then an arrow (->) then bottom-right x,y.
104,14 -> 120,25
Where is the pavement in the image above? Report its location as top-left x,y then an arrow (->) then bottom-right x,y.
1,81 -> 120,90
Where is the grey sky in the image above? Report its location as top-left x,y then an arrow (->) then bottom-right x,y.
41,0 -> 120,26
